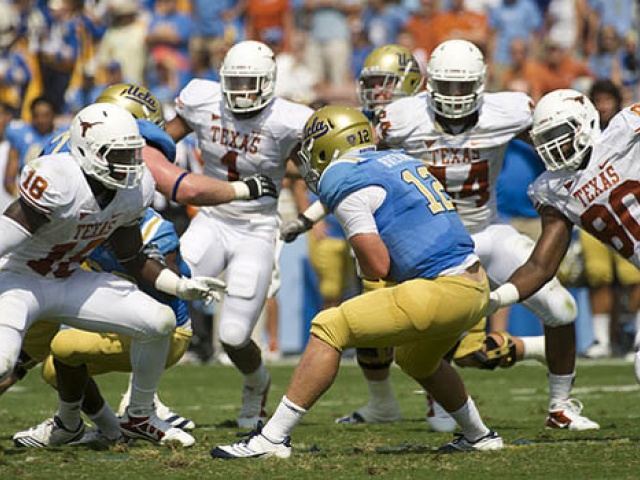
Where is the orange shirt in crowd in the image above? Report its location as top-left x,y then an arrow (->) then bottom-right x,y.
404,14 -> 440,56
432,10 -> 489,51
501,60 -> 546,101
537,56 -> 593,95
245,0 -> 292,47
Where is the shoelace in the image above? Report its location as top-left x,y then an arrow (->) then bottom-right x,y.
563,398 -> 584,414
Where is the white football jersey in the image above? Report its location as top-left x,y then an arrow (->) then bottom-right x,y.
175,79 -> 313,221
378,92 -> 533,233
531,105 -> 640,268
0,152 -> 154,278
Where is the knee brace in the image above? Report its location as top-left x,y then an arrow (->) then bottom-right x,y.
356,347 -> 394,370
473,332 -> 517,370
535,278 -> 577,327
219,321 -> 252,349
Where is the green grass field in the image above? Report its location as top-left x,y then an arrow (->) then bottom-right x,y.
1,359 -> 638,479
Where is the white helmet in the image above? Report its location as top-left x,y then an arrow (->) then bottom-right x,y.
70,103 -> 146,189
220,40 -> 277,114
426,39 -> 486,119
531,89 -> 600,172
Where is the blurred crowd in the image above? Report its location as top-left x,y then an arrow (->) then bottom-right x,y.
0,0 -> 637,125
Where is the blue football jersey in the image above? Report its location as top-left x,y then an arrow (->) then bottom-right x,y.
85,208 -> 191,327
319,150 -> 476,282
41,119 -> 176,162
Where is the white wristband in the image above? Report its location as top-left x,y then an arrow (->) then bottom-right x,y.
303,200 -> 327,223
154,268 -> 180,296
494,282 -> 520,307
231,181 -> 250,200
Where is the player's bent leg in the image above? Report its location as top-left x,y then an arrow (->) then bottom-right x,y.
336,347 -> 402,425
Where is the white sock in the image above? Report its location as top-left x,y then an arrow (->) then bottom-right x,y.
88,402 -> 121,439
521,336 -> 546,364
448,397 -> 489,442
244,363 -> 269,389
128,336 -> 170,416
634,352 -> 640,384
592,314 -> 611,347
548,371 -> 575,408
367,378 -> 397,408
56,399 -> 83,431
261,395 -> 306,443
633,312 -> 640,349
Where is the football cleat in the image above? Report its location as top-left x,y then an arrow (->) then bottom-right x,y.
13,416 -> 85,448
211,427 -> 291,459
155,396 -> 196,431
546,398 -> 600,430
120,409 -> 195,447
335,402 -> 402,425
68,427 -> 126,450
438,430 -> 503,453
237,375 -> 271,429
581,342 -> 611,359
426,394 -> 457,432
118,391 -> 195,431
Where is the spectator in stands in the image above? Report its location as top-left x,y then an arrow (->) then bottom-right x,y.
536,35 -> 593,95
244,0 -> 294,52
362,0 -> 410,48
587,0 -> 636,54
95,0 -> 147,84
499,37 -> 545,100
4,96 -> 63,194
544,0 -> 589,58
37,0 -> 85,113
189,0 -> 243,70
304,0 -> 362,90
402,0 -> 440,56
0,2 -> 32,117
433,0 -> 489,53
588,24 -> 622,85
487,0 -> 543,88
146,0 -> 193,88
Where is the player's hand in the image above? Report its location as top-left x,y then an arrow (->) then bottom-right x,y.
176,276 -> 227,305
280,214 -> 314,243
243,174 -> 277,199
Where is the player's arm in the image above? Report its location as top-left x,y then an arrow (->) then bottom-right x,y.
111,224 -> 226,303
3,146 -> 20,196
165,114 -> 192,144
280,178 -> 328,242
349,233 -> 390,280
0,198 -> 49,258
490,205 -> 573,311
143,143 -> 276,205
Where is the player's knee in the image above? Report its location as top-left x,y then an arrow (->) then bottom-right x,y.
218,322 -> 251,349
539,280 -> 577,327
356,348 -> 394,370
143,304 -> 177,338
50,330 -> 87,366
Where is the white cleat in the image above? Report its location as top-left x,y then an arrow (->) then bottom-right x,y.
211,430 -> 291,459
438,430 -> 504,453
237,375 -> 271,429
120,409 -> 195,447
119,391 -> 195,431
13,416 -> 85,448
546,398 -> 600,430
335,403 -> 402,424
426,394 -> 457,433
582,342 -> 611,359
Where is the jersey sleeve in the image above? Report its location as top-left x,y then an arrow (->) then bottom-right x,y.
175,78 -> 221,130
376,96 -> 418,148
482,92 -> 534,136
18,156 -> 75,216
270,100 -> 313,157
599,106 -> 640,153
137,119 -> 177,162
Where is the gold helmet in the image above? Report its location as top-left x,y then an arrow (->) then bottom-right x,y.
298,106 -> 376,193
96,83 -> 165,128
357,44 -> 423,115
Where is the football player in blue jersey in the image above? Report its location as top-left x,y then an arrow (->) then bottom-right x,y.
211,106 -> 504,458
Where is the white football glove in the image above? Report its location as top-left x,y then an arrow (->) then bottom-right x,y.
280,214 -> 314,243
176,276 -> 227,305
